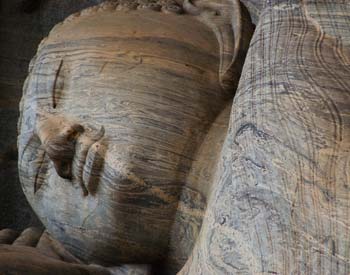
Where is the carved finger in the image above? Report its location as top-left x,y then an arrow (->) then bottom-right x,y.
36,231 -> 61,260
36,231 -> 82,264
83,141 -> 106,195
12,227 -> 43,247
0,229 -> 19,245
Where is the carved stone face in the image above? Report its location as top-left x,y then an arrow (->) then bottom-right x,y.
18,5 -> 228,265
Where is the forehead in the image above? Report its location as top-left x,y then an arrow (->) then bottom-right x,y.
24,9 -> 223,156
36,9 -> 219,76
27,9 -> 221,108
43,9 -> 219,56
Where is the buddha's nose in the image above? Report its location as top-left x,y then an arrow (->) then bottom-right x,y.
36,115 -> 105,196
45,123 -> 84,180
36,118 -> 84,180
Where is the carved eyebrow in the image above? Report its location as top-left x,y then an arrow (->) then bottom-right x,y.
52,59 -> 63,109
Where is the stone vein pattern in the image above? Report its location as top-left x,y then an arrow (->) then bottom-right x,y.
17,0 -> 252,273
179,0 -> 350,274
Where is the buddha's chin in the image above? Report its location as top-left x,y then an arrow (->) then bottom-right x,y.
19,137 -> 173,264
22,174 -> 162,264
41,207 -> 166,265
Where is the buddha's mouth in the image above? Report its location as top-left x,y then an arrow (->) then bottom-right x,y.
73,129 -> 106,196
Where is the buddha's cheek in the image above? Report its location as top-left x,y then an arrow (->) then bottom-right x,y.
28,150 -> 178,264
18,111 -> 194,264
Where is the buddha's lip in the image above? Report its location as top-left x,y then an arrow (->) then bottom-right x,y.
78,141 -> 97,196
73,126 -> 105,196
82,140 -> 104,195
72,142 -> 91,196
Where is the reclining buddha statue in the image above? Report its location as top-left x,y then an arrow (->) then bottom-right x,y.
1,0 -> 350,274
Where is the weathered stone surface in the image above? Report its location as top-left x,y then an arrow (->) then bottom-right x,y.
11,0 -> 350,274
179,1 -> 350,274
17,1 -> 251,272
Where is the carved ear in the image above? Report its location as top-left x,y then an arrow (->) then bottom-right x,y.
183,0 -> 254,92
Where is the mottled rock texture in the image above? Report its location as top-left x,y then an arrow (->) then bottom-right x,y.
17,0 -> 252,273
5,0 -> 350,274
180,0 -> 350,274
